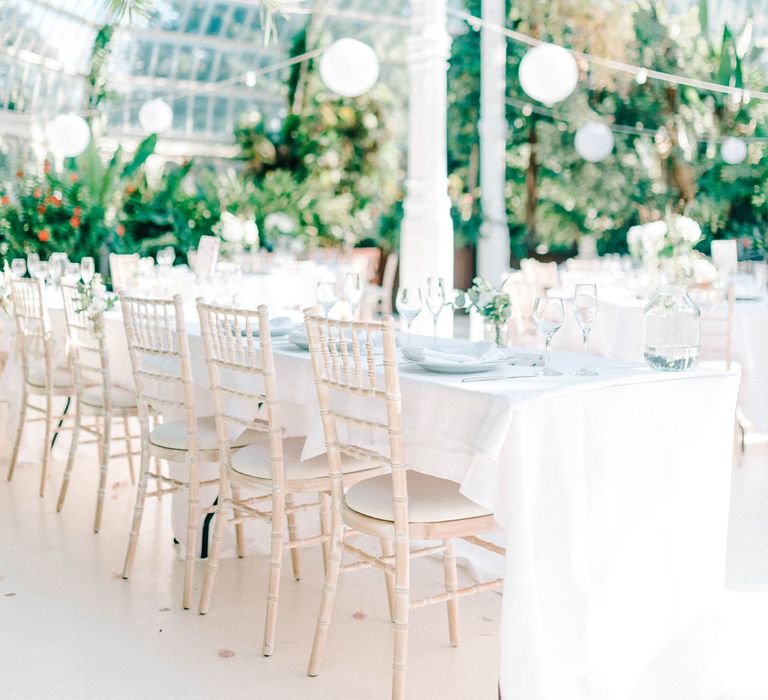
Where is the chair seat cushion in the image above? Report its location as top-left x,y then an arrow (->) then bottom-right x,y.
231,437 -> 372,482
345,471 -> 492,523
149,416 -> 263,452
81,386 -> 137,410
28,368 -> 73,389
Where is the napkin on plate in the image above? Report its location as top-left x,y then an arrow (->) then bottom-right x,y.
401,340 -> 506,364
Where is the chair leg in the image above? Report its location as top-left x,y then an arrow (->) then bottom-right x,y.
123,414 -> 136,485
230,485 -> 246,558
39,391 -> 54,497
318,492 -> 331,576
56,399 -> 82,513
199,480 -> 231,615
307,519 -> 344,676
93,414 -> 111,533
183,454 -> 201,610
442,539 -> 460,647
49,395 -> 71,452
285,493 -> 301,581
122,424 -> 151,580
392,546 -> 410,700
7,391 -> 28,482
381,538 -> 395,622
263,489 -> 285,657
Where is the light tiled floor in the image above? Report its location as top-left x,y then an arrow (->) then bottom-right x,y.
1,419 -> 767,699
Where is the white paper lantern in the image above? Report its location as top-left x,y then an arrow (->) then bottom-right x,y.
45,113 -> 91,157
320,38 -> 380,98
574,122 -> 615,162
139,98 -> 174,134
721,136 -> 747,165
519,43 -> 579,105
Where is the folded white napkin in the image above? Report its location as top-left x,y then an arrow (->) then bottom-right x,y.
402,341 -> 505,364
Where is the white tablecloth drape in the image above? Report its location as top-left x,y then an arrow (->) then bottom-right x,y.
0,302 -> 740,700
552,291 -> 768,431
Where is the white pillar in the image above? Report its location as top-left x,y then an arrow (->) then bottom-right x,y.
477,0 -> 509,286
400,0 -> 454,335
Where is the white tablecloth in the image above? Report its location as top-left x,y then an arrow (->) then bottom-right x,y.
0,304 -> 740,700
552,291 -> 768,430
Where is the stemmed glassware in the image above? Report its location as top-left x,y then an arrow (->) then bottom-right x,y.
343,272 -> 363,318
425,276 -> 446,343
572,284 -> 598,376
10,258 -> 26,278
48,253 -> 68,289
316,281 -> 338,318
396,287 -> 423,343
80,257 -> 95,284
62,262 -> 81,285
532,295 -> 565,376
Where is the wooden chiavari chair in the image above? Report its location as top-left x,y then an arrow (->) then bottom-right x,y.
7,277 -> 74,497
56,282 -> 139,532
196,300 -> 387,656
304,312 -> 504,700
119,293 -> 262,609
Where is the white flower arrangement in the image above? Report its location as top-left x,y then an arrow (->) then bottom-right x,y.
75,273 -> 116,327
218,211 -> 259,246
627,215 -> 702,266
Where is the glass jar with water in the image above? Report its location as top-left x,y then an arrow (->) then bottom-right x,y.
643,285 -> 701,371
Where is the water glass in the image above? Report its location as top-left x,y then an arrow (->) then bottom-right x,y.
343,272 -> 363,318
11,258 -> 26,278
572,284 -> 598,376
316,281 -> 338,318
62,262 -> 81,285
532,296 -> 564,376
396,287 -> 423,342
80,257 -> 95,284
425,277 -> 446,342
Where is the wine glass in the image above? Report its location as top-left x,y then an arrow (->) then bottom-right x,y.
532,296 -> 565,376
27,253 -> 40,280
10,258 -> 26,278
80,257 -> 95,284
572,284 -> 598,376
48,253 -> 68,289
343,272 -> 363,318
396,287 -> 423,343
316,281 -> 338,317
32,260 -> 49,285
425,276 -> 446,343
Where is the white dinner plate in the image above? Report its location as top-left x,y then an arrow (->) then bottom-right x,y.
412,358 -> 508,374
288,330 -> 309,350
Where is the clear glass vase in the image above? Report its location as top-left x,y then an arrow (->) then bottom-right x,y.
483,319 -> 509,347
643,285 -> 700,371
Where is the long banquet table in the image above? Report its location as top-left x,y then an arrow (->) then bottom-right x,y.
0,298 -> 740,700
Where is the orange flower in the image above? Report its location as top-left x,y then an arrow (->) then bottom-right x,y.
43,160 -> 52,175
70,216 -> 81,228
116,224 -> 126,237
70,173 -> 78,183
73,206 -> 82,217
33,188 -> 41,198
38,228 -> 50,242
1,195 -> 9,206
16,169 -> 24,178
37,205 -> 46,215
125,184 -> 136,195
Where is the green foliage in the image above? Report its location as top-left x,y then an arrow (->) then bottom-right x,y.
234,27 -> 402,250
446,0 -> 768,260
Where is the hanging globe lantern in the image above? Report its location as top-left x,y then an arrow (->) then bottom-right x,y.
138,98 -> 174,134
45,113 -> 91,157
319,38 -> 380,98
518,43 -> 579,105
720,137 -> 747,164
574,122 -> 615,162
